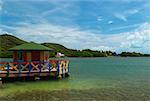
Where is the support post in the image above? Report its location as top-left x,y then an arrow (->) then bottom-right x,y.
62,63 -> 64,78
6,62 -> 10,77
18,63 -> 21,77
57,61 -> 62,79
57,61 -> 60,75
28,62 -> 31,77
68,61 -> 70,74
48,61 -> 51,73
0,78 -> 2,85
39,61 -> 41,76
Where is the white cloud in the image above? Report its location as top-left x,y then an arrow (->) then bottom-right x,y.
91,46 -> 114,51
0,28 -> 13,35
97,16 -> 103,21
114,9 -> 139,22
1,22 -> 150,53
119,22 -> 150,53
42,2 -> 73,17
109,23 -> 141,31
108,21 -> 113,24
0,29 -> 3,34
115,13 -> 127,22
125,9 -> 139,15
11,23 -> 104,50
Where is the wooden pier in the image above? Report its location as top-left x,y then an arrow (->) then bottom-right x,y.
0,60 -> 69,82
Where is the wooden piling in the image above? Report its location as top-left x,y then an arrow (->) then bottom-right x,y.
0,78 -> 2,85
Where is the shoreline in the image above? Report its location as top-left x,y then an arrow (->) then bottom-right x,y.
1,56 -> 150,60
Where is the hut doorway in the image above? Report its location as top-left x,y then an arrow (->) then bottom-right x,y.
32,51 -> 40,61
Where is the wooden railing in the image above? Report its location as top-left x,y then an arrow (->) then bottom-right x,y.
0,60 -> 69,77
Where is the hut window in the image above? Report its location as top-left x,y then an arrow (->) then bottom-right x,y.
17,52 -> 23,60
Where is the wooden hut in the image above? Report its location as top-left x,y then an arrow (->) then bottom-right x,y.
9,42 -> 52,62
0,42 -> 69,82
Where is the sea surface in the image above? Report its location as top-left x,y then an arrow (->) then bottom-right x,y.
0,57 -> 150,89
0,57 -> 150,101
70,57 -> 150,89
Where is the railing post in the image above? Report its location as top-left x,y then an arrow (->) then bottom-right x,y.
6,62 -> 10,77
57,60 -> 60,75
39,61 -> 41,76
48,61 -> 51,73
62,61 -> 64,78
18,62 -> 21,77
28,62 -> 31,77
57,60 -> 62,79
68,61 -> 70,74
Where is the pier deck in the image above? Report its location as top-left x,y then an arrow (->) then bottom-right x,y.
0,60 -> 69,78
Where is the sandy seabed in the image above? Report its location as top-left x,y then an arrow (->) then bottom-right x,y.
0,87 -> 150,101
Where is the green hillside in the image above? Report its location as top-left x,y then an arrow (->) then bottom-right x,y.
0,34 -> 27,58
42,43 -> 73,57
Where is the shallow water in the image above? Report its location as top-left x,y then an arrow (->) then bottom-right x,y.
0,57 -> 150,97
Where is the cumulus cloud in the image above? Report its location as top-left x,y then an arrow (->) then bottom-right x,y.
1,22 -> 150,53
119,22 -> 150,53
10,23 -> 104,50
91,46 -> 114,51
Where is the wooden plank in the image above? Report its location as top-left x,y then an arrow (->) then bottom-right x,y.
13,51 -> 17,61
0,71 -> 57,77
23,52 -> 27,61
26,52 -> 31,61
40,51 -> 44,61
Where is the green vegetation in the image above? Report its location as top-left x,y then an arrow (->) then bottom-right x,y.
0,34 -> 150,58
0,34 -> 26,58
119,52 -> 150,57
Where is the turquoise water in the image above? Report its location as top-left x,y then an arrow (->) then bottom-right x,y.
67,57 -> 150,89
1,57 -> 150,101
0,57 -> 150,91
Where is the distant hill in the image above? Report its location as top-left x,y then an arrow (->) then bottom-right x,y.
0,34 -> 149,58
41,43 -> 74,57
0,34 -> 27,57
0,34 -> 26,49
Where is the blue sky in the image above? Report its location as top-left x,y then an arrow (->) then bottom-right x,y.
0,0 -> 150,53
